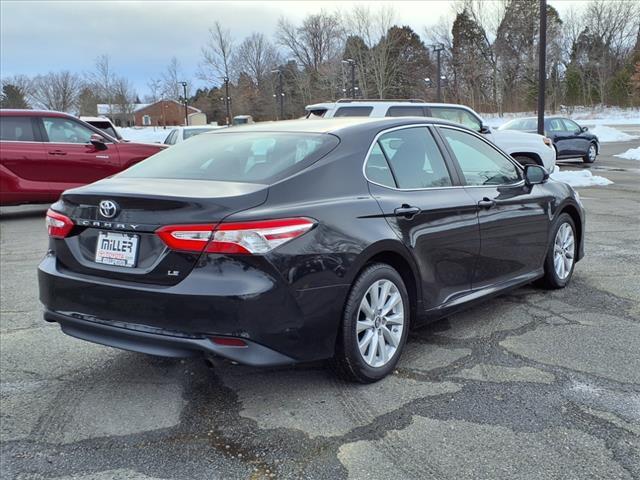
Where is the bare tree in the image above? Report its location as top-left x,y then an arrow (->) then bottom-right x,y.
277,11 -> 344,73
234,33 -> 280,86
161,57 -> 187,100
200,21 -> 235,84
31,71 -> 83,112
89,54 -> 115,115
145,78 -> 163,103
113,76 -> 137,118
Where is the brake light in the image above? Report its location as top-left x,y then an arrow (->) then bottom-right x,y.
156,224 -> 215,253
156,218 -> 315,255
46,209 -> 74,238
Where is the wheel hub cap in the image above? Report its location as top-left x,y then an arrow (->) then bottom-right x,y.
356,279 -> 405,368
553,223 -> 575,280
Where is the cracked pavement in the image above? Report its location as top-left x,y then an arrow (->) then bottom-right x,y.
1,139 -> 639,479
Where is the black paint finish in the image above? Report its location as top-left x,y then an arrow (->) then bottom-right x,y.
38,117 -> 585,365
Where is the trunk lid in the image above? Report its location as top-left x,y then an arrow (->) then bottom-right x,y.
53,177 -> 268,285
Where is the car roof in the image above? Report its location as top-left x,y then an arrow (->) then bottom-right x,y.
0,109 -> 72,118
206,116 -> 470,136
305,101 -> 478,111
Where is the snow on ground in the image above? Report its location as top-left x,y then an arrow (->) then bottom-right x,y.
118,127 -> 170,143
615,147 -> 640,161
550,167 -> 613,188
482,106 -> 640,129
589,125 -> 639,143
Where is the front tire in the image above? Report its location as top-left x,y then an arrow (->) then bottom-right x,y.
334,263 -> 410,383
540,213 -> 577,289
583,143 -> 597,163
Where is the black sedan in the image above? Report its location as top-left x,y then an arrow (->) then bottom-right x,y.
499,116 -> 599,163
38,117 -> 585,383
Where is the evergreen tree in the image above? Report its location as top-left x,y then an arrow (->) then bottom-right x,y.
0,84 -> 29,109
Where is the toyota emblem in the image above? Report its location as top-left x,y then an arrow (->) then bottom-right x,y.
98,200 -> 119,219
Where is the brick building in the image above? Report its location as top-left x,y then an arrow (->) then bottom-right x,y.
134,100 -> 202,127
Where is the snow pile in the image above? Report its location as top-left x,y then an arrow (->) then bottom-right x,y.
550,167 -> 613,187
589,125 -> 639,143
615,147 -> 640,161
483,106 -> 640,128
118,127 -> 170,143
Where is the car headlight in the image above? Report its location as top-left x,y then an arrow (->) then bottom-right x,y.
543,137 -> 553,148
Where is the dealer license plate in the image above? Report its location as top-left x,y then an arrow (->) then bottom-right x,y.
94,231 -> 139,267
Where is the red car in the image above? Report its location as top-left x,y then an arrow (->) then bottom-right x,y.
0,110 -> 166,206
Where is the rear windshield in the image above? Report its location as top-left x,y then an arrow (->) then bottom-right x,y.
119,131 -> 339,184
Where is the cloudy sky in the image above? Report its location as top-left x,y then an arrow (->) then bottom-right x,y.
1,0 -> 587,97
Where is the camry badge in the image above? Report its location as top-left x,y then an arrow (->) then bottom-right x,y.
98,200 -> 119,219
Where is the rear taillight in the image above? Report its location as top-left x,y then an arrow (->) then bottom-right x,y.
156,224 -> 215,253
157,218 -> 315,255
46,209 -> 74,238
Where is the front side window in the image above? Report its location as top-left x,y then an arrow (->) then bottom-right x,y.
164,130 -> 178,145
43,117 -> 93,144
439,127 -> 520,186
429,107 -> 481,131
375,127 -> 452,189
120,132 -> 339,184
0,116 -> 36,141
562,119 -> 580,133
333,106 -> 373,117
385,106 -> 426,117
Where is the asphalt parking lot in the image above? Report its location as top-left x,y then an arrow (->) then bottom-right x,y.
1,135 -> 639,480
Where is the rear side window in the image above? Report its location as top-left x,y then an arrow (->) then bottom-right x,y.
334,106 -> 373,117
385,106 -> 426,117
370,127 -> 452,189
365,143 -> 396,187
0,116 -> 36,141
120,132 -> 339,184
429,107 -> 481,131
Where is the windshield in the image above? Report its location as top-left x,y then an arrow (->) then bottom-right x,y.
499,118 -> 537,131
119,131 -> 339,184
183,128 -> 217,140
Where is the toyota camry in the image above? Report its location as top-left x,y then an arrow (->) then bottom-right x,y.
38,117 -> 585,382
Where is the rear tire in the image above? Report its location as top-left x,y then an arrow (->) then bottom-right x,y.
334,263 -> 410,383
583,143 -> 597,163
540,213 -> 577,289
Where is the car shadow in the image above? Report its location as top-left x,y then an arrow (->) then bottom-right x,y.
0,206 -> 48,220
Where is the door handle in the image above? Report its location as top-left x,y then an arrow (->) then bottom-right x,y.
478,197 -> 496,209
48,150 -> 67,156
394,205 -> 421,218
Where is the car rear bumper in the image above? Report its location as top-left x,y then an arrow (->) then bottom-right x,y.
38,253 -> 349,364
44,309 -> 295,366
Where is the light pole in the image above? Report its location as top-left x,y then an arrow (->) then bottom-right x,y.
537,0 -> 547,135
341,59 -> 356,98
223,76 -> 231,126
271,69 -> 284,120
179,81 -> 188,126
431,44 -> 445,102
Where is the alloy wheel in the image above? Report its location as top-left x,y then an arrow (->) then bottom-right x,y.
588,145 -> 596,162
356,279 -> 405,368
553,222 -> 575,280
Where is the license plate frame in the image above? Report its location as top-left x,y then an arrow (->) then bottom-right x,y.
94,231 -> 139,268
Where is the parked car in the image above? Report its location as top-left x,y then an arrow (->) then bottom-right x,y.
80,116 -> 123,141
0,110 -> 166,206
163,125 -> 224,145
305,100 -> 556,170
233,115 -> 254,126
498,116 -> 599,163
39,117 -> 584,383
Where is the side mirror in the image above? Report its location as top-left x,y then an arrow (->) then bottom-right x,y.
524,164 -> 549,186
580,126 -> 588,132
480,125 -> 491,134
90,134 -> 108,150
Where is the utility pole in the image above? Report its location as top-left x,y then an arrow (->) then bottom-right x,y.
341,59 -> 356,98
432,44 -> 444,102
224,76 -> 231,126
537,0 -> 547,135
179,81 -> 188,126
271,69 -> 285,120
